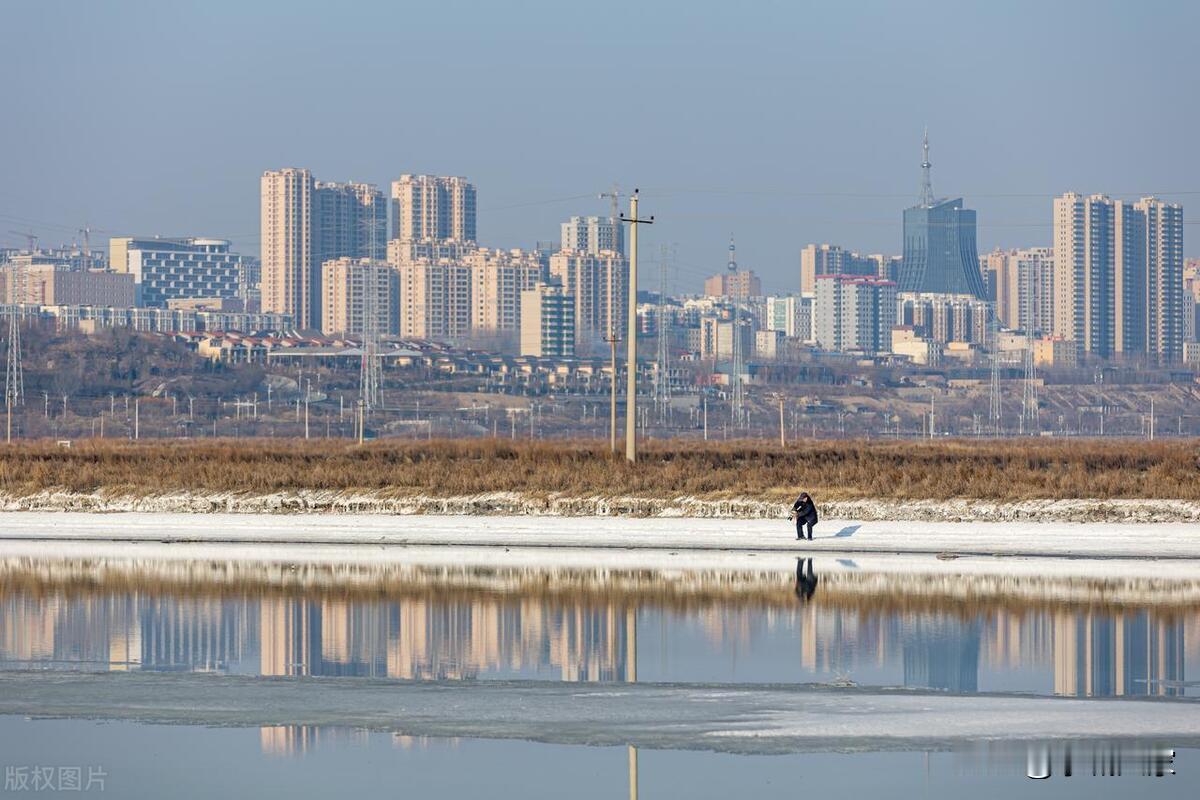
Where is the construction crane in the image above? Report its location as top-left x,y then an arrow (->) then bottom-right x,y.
8,230 -> 37,253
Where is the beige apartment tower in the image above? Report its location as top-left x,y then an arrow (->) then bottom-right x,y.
262,169 -> 387,331
320,257 -> 398,338
390,175 -> 477,244
548,250 -> 627,353
261,168 -> 315,329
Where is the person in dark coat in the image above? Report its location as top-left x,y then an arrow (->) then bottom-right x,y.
794,558 -> 818,602
791,492 -> 818,540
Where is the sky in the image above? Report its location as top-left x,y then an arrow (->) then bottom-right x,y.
1,0 -> 1197,293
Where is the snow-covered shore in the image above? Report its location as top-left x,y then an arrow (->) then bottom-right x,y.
2,489 -> 1200,523
1,510 -> 1199,559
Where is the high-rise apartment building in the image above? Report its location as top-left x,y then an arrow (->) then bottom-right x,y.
703,269 -> 762,299
897,292 -> 991,346
1053,193 -> 1183,363
320,257 -> 398,338
1053,193 -> 1116,359
1138,197 -> 1185,363
390,175 -> 476,244
315,182 -> 388,262
520,283 -> 576,357
464,248 -> 544,335
561,216 -> 624,256
394,257 -> 472,340
261,168 -> 316,328
800,244 -> 877,293
1184,259 -> 1200,343
898,134 -> 987,299
548,250 -> 628,351
981,247 -> 1054,335
109,236 -> 245,307
813,274 -> 897,353
765,294 -> 813,340
261,169 -> 385,330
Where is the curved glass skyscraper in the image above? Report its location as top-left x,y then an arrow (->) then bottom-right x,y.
898,134 -> 988,299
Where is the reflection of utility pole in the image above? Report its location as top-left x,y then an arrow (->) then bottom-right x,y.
626,605 -> 638,800
619,191 -> 653,463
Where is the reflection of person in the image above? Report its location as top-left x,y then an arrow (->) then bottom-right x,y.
794,558 -> 818,602
791,492 -> 818,540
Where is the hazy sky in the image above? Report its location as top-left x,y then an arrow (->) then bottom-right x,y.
2,0 -> 1196,292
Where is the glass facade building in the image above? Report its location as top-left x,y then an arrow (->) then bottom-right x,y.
900,198 -> 988,299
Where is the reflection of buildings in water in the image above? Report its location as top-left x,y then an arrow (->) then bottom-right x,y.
1053,611 -> 1185,697
385,598 -> 631,682
0,596 -> 60,663
901,616 -> 981,693
260,725 -> 321,757
259,725 -> 369,757
982,609 -> 1053,671
0,583 -> 1191,697
140,596 -> 247,673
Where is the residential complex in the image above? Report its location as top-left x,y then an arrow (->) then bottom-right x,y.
813,274 -> 897,353
261,168 -> 387,330
548,250 -> 628,352
1053,193 -> 1184,363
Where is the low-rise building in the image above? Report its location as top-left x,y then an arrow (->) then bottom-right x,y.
1033,336 -> 1078,368
0,262 -> 134,306
109,236 -> 246,307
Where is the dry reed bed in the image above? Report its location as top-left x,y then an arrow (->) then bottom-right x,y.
0,438 -> 1196,501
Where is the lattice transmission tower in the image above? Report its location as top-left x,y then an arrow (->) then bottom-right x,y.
358,211 -> 384,412
988,305 -> 1002,436
653,244 -> 672,423
728,236 -> 746,428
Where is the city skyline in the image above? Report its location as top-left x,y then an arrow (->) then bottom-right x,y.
3,1 -> 1198,293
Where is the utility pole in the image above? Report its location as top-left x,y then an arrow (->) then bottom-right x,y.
929,392 -> 935,440
604,330 -> 620,453
619,190 -> 653,463
1149,397 -> 1155,441
702,394 -> 708,441
774,393 -> 785,448
134,398 -> 140,440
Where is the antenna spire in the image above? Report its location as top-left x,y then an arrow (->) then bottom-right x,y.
919,127 -> 935,207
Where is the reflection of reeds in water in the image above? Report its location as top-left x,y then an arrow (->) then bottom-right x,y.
1,557 -> 1199,616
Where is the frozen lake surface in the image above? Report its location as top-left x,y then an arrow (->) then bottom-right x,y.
2,510 -> 1200,558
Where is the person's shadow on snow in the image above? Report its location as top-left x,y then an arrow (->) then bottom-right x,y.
833,525 -> 861,538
